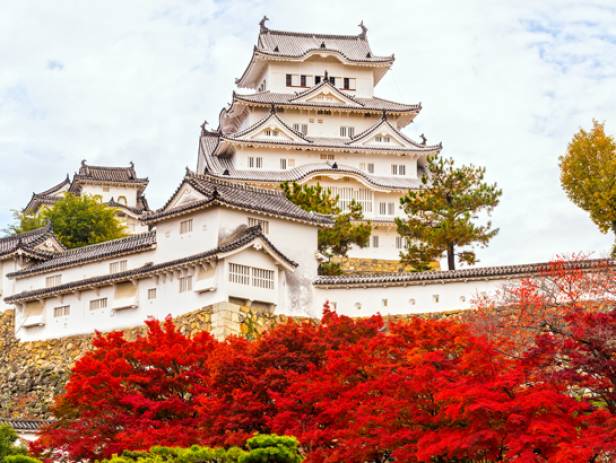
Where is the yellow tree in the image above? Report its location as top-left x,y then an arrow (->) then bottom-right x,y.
560,121 -> 616,256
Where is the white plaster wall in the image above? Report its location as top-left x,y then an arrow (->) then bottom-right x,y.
314,278 -> 510,317
13,267 -> 229,342
232,145 -> 419,179
1,259 -> 28,310
154,209 -> 221,262
11,249 -> 157,295
241,110 -> 384,138
80,184 -> 140,207
347,227 -> 402,261
263,61 -> 375,97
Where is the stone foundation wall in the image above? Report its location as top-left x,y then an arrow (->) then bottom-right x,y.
335,257 -> 440,274
0,302 -> 465,420
0,307 -> 213,419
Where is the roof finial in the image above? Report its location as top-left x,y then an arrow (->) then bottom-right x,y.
200,120 -> 208,132
185,166 -> 192,177
270,103 -> 277,114
324,70 -> 329,80
81,159 -> 87,167
259,15 -> 269,33
358,20 -> 367,39
420,133 -> 427,146
129,161 -> 134,169
382,109 -> 387,121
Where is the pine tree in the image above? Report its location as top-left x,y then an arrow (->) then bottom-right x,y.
281,182 -> 370,275
396,155 -> 501,271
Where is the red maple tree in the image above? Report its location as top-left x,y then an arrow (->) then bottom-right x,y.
34,265 -> 615,462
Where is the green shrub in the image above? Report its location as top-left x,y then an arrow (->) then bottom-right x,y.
4,455 -> 43,463
0,425 -> 27,462
100,435 -> 302,463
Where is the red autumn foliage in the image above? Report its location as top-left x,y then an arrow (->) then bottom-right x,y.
35,259 -> 615,462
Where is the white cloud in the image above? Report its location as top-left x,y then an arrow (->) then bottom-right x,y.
0,0 -> 614,265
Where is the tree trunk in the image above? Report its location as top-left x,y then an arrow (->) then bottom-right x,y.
447,243 -> 455,270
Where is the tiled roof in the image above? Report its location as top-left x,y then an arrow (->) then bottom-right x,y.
145,172 -> 333,227
256,22 -> 393,63
231,110 -> 310,141
0,418 -> 52,431
236,19 -> 394,88
70,160 -> 148,190
23,176 -> 71,213
0,225 -> 59,260
218,113 -> 440,154
314,258 -> 615,288
6,226 -> 296,304
198,131 -> 427,190
9,231 -> 156,278
233,90 -> 421,113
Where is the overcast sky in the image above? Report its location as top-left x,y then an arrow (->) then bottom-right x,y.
1,0 -> 614,266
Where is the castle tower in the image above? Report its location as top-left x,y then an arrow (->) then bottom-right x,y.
197,18 -> 441,263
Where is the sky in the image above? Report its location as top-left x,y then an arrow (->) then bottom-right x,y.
1,0 -> 615,266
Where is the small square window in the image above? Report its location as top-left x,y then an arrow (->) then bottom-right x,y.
45,275 -> 62,288
109,260 -> 128,273
54,305 -> 70,318
432,294 -> 440,303
372,235 -> 379,248
179,276 -> 192,293
367,163 -> 374,174
148,288 -> 157,300
180,219 -> 193,234
90,298 -> 107,310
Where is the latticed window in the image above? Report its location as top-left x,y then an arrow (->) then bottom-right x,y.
109,260 -> 128,273
179,276 -> 192,293
229,263 -> 250,285
330,186 -> 373,213
248,217 -> 269,234
252,268 -> 274,289
45,274 -> 62,288
148,288 -> 157,300
54,305 -> 70,318
180,219 -> 193,234
90,298 -> 107,310
249,157 -> 263,169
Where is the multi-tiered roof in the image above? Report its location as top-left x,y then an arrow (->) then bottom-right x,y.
236,17 -> 394,89
198,18 -> 442,194
23,160 -> 150,215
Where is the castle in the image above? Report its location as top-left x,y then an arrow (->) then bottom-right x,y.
0,19 -> 607,343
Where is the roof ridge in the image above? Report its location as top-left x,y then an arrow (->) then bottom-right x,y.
191,172 -> 287,197
48,230 -> 155,257
316,258 -> 616,285
261,28 -> 365,41
0,224 -> 51,244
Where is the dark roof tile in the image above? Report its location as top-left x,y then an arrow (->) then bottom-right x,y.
9,231 -> 156,278
146,172 -> 333,226
6,226 -> 295,303
314,259 -> 615,288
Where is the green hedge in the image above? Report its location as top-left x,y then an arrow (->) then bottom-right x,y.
100,435 -> 302,463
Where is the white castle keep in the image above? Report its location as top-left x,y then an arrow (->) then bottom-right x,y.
1,19 -> 607,342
